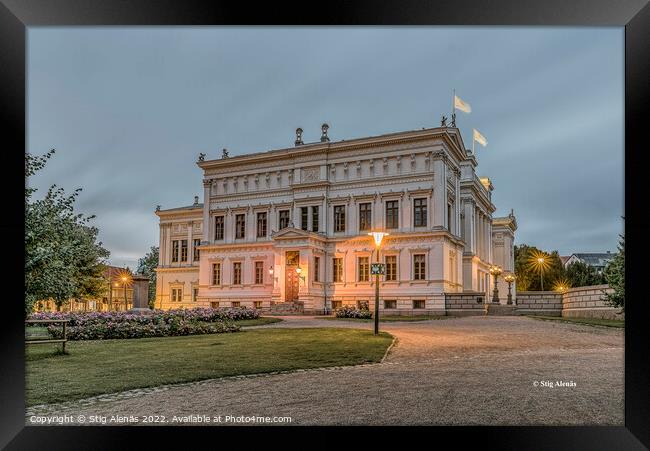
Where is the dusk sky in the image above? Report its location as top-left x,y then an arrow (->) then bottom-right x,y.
27,27 -> 624,269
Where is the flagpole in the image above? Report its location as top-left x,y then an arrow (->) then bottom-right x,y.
452,88 -> 455,116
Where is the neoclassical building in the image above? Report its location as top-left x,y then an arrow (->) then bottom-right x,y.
155,124 -> 516,314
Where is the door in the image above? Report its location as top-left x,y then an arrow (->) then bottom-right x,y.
285,251 -> 300,302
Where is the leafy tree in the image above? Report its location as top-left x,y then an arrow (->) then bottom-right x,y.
137,246 -> 159,309
25,150 -> 110,314
565,260 -> 605,287
603,233 -> 624,310
514,244 -> 566,291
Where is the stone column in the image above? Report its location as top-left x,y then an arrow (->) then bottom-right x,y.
307,206 -> 313,232
432,156 -> 446,227
166,224 -> 172,266
130,275 -> 150,311
187,221 -> 193,265
202,180 -> 211,243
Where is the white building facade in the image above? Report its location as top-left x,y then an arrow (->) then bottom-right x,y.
155,125 -> 517,314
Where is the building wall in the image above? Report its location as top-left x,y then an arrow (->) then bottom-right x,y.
444,292 -> 487,316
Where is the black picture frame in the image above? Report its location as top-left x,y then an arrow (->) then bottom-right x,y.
2,0 -> 648,448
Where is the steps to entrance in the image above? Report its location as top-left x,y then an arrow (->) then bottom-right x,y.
268,301 -> 305,316
484,303 -> 517,316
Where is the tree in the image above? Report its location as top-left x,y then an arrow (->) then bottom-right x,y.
514,244 -> 566,291
603,233 -> 624,310
565,260 -> 605,287
137,246 -> 159,309
25,150 -> 110,314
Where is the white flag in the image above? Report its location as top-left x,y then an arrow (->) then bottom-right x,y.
473,128 -> 487,147
454,95 -> 471,113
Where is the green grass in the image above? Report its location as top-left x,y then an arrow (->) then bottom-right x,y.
321,315 -> 450,322
527,315 -> 624,328
237,317 -> 283,327
26,328 -> 392,406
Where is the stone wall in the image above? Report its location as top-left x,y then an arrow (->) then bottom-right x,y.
444,292 -> 486,316
515,291 -> 563,316
561,285 -> 623,320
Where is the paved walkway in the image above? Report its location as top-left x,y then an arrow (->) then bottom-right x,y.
26,316 -> 624,426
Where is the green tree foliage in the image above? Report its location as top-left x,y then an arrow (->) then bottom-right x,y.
603,233 -> 624,310
137,246 -> 159,309
565,260 -> 605,287
25,150 -> 110,314
514,244 -> 566,291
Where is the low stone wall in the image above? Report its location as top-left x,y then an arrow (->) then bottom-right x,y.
444,292 -> 486,316
561,285 -> 623,320
515,292 -> 563,316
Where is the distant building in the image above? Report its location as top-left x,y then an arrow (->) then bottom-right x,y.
563,252 -> 614,274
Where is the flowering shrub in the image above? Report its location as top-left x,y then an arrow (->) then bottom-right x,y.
28,307 -> 259,340
335,305 -> 373,319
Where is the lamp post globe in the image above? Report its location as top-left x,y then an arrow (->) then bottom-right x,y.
489,265 -> 503,303
503,273 -> 516,305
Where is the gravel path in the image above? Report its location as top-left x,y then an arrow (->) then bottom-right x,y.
26,316 -> 623,426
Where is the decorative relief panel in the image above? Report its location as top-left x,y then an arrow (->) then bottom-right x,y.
301,166 -> 320,183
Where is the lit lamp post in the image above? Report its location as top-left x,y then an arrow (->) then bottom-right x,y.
368,231 -> 389,335
537,257 -> 546,291
121,276 -> 128,310
503,273 -> 516,305
489,265 -> 503,303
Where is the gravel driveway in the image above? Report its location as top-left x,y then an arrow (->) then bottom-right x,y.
26,316 -> 623,426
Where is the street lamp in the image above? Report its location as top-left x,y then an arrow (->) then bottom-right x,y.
488,265 -> 503,303
503,273 -> 516,305
121,276 -> 128,310
368,231 -> 389,335
537,257 -> 546,291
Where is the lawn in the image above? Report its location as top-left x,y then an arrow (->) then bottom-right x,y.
236,317 -> 283,327
321,315 -> 450,323
26,327 -> 392,406
527,315 -> 624,328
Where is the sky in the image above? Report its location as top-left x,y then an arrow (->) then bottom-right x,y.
27,27 -> 624,269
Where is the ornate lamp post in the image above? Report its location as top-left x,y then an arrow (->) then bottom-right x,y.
489,265 -> 503,303
503,273 -> 516,305
537,257 -> 546,291
121,276 -> 128,310
368,231 -> 389,335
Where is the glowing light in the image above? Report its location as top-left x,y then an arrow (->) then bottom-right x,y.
528,250 -> 551,273
503,273 -> 516,283
368,231 -> 389,247
295,267 -> 302,275
268,266 -> 274,275
552,278 -> 571,293
489,265 -> 503,276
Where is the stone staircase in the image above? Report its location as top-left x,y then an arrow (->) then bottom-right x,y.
268,301 -> 305,316
484,303 -> 517,316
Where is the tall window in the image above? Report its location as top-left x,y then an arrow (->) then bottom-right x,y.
314,256 -> 320,282
171,287 -> 182,302
215,216 -> 224,240
334,205 -> 346,233
192,287 -> 198,302
235,214 -> 245,239
233,262 -> 242,285
312,206 -> 319,232
386,200 -> 399,229
359,203 -> 372,231
257,212 -> 267,238
255,261 -> 264,284
385,255 -> 397,281
279,210 -> 290,229
180,240 -> 188,262
358,257 -> 369,282
447,203 -> 453,232
193,238 -> 201,261
413,254 -> 426,280
333,258 -> 343,282
414,198 -> 427,227
211,263 -> 221,285
301,207 -> 308,231
172,240 -> 179,262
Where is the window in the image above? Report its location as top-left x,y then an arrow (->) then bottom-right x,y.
385,255 -> 397,281
312,206 -> 319,232
413,254 -> 426,280
233,262 -> 242,285
257,212 -> 267,238
180,240 -> 188,262
301,207 -> 308,231
232,301 -> 240,308
333,258 -> 343,282
332,300 -> 342,310
314,256 -> 320,282
211,301 -> 219,309
172,240 -> 179,262
212,263 -> 221,285
254,301 -> 263,309
215,216 -> 224,240
413,300 -> 425,309
334,205 -> 346,232
447,203 -> 453,231
193,238 -> 201,261
358,256 -> 369,282
359,203 -> 372,231
235,214 -> 246,239
192,287 -> 198,302
255,261 -> 264,284
384,300 -> 397,309
171,287 -> 182,302
414,198 -> 427,227
386,200 -> 399,229
279,210 -> 290,229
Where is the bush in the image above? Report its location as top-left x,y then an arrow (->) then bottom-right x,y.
335,305 -> 373,319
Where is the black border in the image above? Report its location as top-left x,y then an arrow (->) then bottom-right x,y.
2,1 -> 649,449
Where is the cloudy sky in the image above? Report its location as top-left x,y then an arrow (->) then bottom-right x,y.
27,27 -> 624,268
